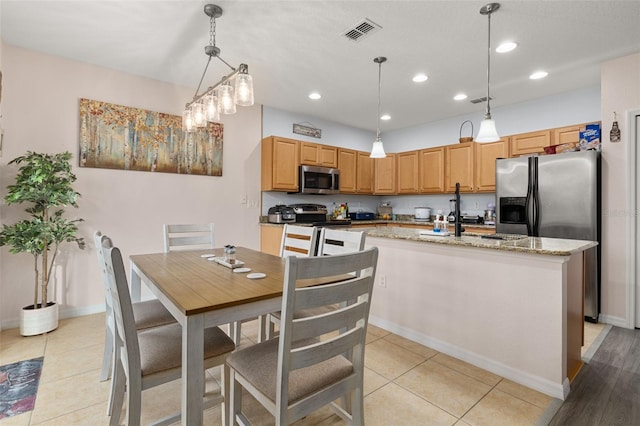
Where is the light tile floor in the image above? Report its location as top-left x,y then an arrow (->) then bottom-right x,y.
0,313 -> 604,425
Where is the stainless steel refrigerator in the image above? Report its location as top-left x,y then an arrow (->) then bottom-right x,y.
495,150 -> 601,322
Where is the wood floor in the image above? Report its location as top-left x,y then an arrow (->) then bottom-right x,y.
549,326 -> 640,425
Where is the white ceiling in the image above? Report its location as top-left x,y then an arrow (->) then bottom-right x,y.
2,1 -> 639,131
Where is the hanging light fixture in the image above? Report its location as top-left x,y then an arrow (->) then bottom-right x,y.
476,3 -> 500,143
182,4 -> 254,132
370,56 -> 387,158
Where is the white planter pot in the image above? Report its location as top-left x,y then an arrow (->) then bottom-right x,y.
20,302 -> 59,336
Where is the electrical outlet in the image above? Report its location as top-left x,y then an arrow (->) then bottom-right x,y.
379,275 -> 387,288
474,201 -> 479,209
241,194 -> 248,204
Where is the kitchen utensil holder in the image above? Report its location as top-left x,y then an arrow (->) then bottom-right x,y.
459,120 -> 474,143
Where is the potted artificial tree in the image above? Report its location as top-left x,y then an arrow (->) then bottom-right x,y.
0,151 -> 85,336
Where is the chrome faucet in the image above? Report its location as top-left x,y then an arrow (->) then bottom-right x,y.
454,182 -> 464,237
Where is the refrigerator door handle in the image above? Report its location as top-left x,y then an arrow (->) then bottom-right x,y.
532,157 -> 540,237
525,157 -> 534,236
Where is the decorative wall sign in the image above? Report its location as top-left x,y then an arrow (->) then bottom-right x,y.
79,98 -> 223,176
293,122 -> 321,139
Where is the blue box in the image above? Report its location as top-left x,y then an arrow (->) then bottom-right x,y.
579,123 -> 601,151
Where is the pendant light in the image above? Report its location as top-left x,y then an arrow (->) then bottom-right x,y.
182,4 -> 254,132
476,3 -> 500,143
370,56 -> 387,158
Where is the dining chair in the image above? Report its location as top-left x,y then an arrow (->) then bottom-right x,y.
94,231 -> 176,417
226,247 -> 379,425
266,227 -> 362,340
279,224 -> 319,257
103,243 -> 235,426
163,223 -> 215,252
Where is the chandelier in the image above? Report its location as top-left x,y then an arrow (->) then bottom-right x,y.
182,4 -> 254,132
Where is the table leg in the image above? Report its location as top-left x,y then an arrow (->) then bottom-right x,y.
129,263 -> 142,303
183,313 -> 204,425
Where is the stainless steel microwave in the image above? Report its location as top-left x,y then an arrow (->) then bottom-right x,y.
298,165 -> 340,194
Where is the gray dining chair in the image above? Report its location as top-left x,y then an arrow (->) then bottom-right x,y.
94,230 -> 176,417
226,247 -> 379,425
103,242 -> 235,426
163,223 -> 215,252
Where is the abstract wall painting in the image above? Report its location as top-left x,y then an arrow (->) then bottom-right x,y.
79,98 -> 223,176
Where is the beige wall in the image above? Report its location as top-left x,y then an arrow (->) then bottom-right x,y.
0,43 -> 263,328
600,52 -> 640,327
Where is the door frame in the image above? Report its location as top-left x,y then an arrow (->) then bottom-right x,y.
626,109 -> 640,328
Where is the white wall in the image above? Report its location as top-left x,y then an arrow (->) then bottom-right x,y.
600,53 -> 640,327
0,43 -> 263,328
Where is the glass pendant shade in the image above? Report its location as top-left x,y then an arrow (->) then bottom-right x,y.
234,73 -> 254,107
182,109 -> 195,133
204,93 -> 220,122
218,82 -> 236,114
476,117 -> 500,142
370,138 -> 386,158
191,102 -> 206,128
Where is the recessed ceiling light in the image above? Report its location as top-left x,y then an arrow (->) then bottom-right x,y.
529,71 -> 548,80
496,41 -> 518,53
453,93 -> 468,101
412,73 -> 429,83
380,114 -> 391,121
308,92 -> 322,100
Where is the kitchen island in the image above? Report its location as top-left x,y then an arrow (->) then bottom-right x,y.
359,226 -> 597,400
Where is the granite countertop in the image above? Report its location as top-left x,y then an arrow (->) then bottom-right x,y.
259,216 -> 496,230
360,226 -> 597,256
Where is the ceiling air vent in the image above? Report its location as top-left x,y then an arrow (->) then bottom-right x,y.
470,96 -> 493,104
342,18 -> 382,42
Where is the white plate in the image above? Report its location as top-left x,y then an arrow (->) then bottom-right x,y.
233,267 -> 251,273
246,272 -> 266,279
200,254 -> 216,258
207,257 -> 218,261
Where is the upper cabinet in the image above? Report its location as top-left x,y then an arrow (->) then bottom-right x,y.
338,148 -> 357,194
445,142 -> 475,192
418,147 -> 445,193
300,142 -> 338,168
396,151 -> 420,194
356,151 -> 374,194
510,130 -> 552,156
475,138 -> 510,192
373,154 -> 396,195
261,136 -> 300,191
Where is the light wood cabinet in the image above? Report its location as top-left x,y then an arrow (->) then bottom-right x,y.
419,147 -> 445,193
338,148 -> 357,194
260,225 -> 284,256
261,136 -> 299,191
553,125 -> 581,145
356,151 -> 374,194
510,130 -> 552,156
445,142 -> 475,193
300,142 -> 338,168
373,154 -> 396,194
475,138 -> 510,192
397,151 -> 420,194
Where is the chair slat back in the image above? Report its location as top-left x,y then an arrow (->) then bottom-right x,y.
279,224 -> 319,258
317,228 -> 366,256
163,223 -> 215,252
103,244 -> 141,377
276,248 -> 378,408
94,230 -> 114,311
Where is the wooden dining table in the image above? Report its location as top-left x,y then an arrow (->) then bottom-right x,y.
129,246 -> 290,426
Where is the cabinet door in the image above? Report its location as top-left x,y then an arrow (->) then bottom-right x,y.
261,136 -> 299,191
356,151 -> 374,194
300,142 -> 319,165
338,148 -> 357,193
318,145 -> 338,168
511,130 -> 552,156
553,125 -> 581,145
475,138 -> 509,192
445,142 -> 475,192
260,225 -> 284,256
397,151 -> 419,194
374,154 -> 396,194
419,147 -> 445,193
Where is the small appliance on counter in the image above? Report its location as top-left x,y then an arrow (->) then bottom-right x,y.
377,202 -> 393,220
414,207 -> 432,222
461,215 -> 484,224
267,205 -> 296,223
288,203 -> 329,223
349,211 -> 375,221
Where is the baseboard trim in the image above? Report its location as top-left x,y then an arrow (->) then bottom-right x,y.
1,303 -> 106,331
369,315 -> 568,400
598,314 -> 630,329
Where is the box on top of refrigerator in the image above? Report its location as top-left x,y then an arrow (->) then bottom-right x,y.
579,123 -> 601,151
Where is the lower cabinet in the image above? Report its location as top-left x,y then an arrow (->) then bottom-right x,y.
260,225 -> 283,256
